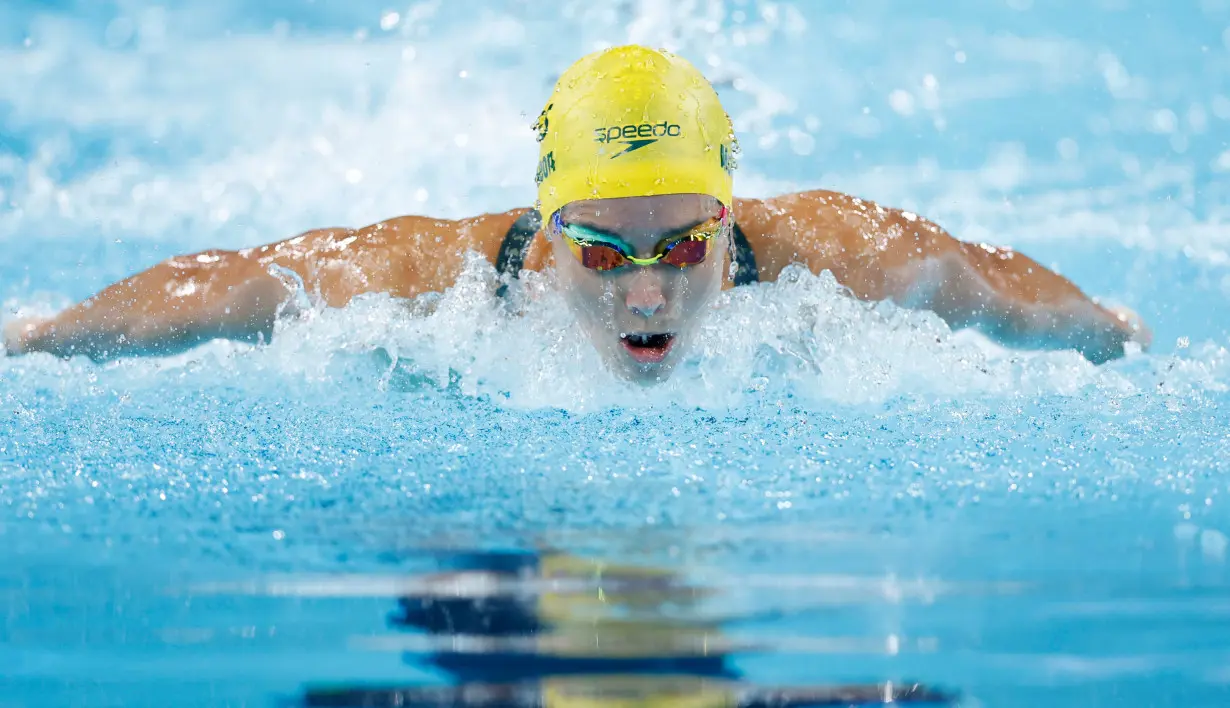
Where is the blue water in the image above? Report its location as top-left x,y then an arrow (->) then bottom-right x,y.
4,1 -> 1230,706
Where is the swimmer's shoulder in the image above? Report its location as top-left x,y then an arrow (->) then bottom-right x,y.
735,189 -> 956,297
247,208 -> 531,303
734,189 -> 869,281
358,208 -> 538,294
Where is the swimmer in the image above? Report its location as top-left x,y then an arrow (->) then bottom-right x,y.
3,45 -> 1149,383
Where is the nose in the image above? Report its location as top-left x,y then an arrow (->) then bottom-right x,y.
625,271 -> 665,318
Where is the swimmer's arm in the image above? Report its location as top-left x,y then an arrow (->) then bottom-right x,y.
853,211 -> 1149,363
3,248 -> 296,360
3,211 -> 522,360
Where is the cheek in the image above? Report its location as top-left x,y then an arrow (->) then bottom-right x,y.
671,259 -> 724,305
557,259 -> 619,323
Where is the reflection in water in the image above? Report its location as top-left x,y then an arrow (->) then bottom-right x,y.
300,549 -> 956,707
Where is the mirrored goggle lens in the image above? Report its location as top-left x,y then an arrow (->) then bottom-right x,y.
579,244 -> 629,271
660,238 -> 710,267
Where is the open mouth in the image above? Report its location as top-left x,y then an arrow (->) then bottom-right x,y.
619,332 -> 675,364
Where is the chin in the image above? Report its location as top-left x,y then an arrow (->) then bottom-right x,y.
618,359 -> 679,385
608,338 -> 686,385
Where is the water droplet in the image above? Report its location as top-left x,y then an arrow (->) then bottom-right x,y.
788,129 -> 815,156
888,90 -> 915,116
1202,529 -> 1227,562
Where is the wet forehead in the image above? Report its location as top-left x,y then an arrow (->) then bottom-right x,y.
561,194 -> 720,241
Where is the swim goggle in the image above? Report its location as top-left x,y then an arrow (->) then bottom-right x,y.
551,205 -> 728,272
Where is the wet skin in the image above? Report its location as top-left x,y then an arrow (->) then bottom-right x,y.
3,189 -> 1150,373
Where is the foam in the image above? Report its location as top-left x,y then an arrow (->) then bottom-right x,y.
8,252 -> 1197,413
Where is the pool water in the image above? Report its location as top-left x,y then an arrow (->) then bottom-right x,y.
3,1 -> 1230,706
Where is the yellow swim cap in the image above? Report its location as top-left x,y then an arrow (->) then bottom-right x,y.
533,45 -> 738,219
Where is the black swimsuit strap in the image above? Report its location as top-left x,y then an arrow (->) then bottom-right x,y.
730,221 -> 760,287
494,210 -> 760,295
493,210 -> 542,298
